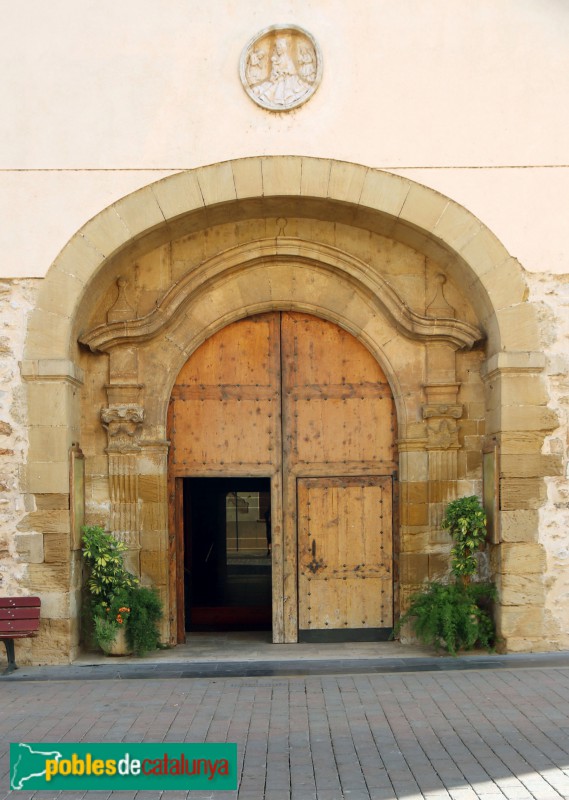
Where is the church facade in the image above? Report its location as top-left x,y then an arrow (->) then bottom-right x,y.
1,2 -> 568,663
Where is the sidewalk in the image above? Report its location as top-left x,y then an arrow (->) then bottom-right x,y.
1,639 -> 569,799
3,632 -> 569,681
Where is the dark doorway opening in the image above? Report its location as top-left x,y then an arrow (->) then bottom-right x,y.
184,477 -> 272,631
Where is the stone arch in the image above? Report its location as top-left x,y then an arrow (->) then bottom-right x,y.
21,157 -> 556,657
78,237 -> 482,440
26,157 -> 536,363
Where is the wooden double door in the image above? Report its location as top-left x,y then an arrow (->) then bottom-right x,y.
168,312 -> 397,642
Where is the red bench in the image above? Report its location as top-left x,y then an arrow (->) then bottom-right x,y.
0,597 -> 41,674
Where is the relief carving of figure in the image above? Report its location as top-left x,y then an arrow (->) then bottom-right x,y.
246,47 -> 266,84
254,37 -> 311,108
298,45 -> 316,82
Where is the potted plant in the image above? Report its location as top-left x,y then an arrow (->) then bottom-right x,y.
393,496 -> 497,655
82,525 -> 163,656
93,596 -> 133,656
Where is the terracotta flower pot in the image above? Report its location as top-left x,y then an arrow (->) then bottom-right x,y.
102,626 -> 133,656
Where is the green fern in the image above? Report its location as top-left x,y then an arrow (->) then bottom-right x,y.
393,495 -> 497,655
394,582 -> 497,655
124,586 -> 163,656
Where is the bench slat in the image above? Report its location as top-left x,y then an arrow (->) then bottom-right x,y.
0,608 -> 41,620
0,619 -> 40,633
0,597 -> 41,608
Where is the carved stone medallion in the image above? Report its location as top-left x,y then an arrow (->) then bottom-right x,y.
240,25 -> 322,111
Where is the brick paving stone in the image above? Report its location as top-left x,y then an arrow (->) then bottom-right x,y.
474,795 -> 507,799
367,790 -> 399,800
2,666 -> 569,799
73,796 -> 109,800
501,789 -> 539,799
449,789 -> 480,799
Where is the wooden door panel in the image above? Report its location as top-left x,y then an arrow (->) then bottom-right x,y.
170,314 -> 280,473
298,477 -> 393,635
283,311 -> 395,639
281,313 -> 388,384
281,311 -> 396,467
176,317 -> 275,385
171,389 -> 276,469
292,396 -> 396,465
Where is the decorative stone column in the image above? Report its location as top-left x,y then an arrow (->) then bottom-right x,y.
422,277 -> 465,550
424,392 -> 462,523
101,404 -> 144,550
98,280 -> 146,567
422,282 -> 464,573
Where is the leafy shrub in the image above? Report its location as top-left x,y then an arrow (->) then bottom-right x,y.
442,495 -> 488,584
395,581 -> 497,655
82,526 -> 162,656
124,585 -> 163,656
393,496 -> 497,654
82,525 -> 138,604
93,615 -> 120,652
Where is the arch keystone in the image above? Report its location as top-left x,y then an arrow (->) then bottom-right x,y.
261,156 -> 302,196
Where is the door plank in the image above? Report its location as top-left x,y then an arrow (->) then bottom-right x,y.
281,312 -> 396,468
297,476 -> 393,634
170,315 -> 280,471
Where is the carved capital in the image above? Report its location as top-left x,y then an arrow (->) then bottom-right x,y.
101,404 -> 144,453
422,403 -> 463,420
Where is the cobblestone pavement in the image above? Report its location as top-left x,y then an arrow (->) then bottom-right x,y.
1,666 -> 569,800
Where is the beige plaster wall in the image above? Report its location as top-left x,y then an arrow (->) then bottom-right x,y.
1,1 -> 568,277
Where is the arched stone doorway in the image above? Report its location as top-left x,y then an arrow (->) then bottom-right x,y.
168,311 -> 397,642
21,157 -> 557,660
